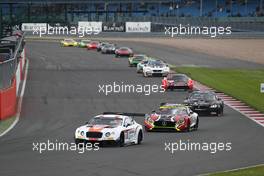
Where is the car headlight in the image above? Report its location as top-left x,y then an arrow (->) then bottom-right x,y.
105,132 -> 115,137
210,104 -> 218,108
105,132 -> 111,137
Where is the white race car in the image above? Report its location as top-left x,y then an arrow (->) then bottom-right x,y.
142,60 -> 170,77
75,113 -> 143,147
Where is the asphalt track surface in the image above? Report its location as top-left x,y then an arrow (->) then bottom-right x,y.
0,40 -> 264,176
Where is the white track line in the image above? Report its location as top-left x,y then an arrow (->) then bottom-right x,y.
0,59 -> 29,137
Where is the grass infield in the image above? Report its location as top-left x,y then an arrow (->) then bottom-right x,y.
207,165 -> 264,176
172,67 -> 264,113
0,116 -> 16,135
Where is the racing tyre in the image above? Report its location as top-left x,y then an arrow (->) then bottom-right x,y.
118,132 -> 125,147
217,108 -> 224,117
137,130 -> 143,145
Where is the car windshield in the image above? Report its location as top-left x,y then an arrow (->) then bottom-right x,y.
133,55 -> 145,61
89,117 -> 123,127
81,40 -> 90,43
105,44 -> 114,48
171,75 -> 188,82
190,92 -> 216,101
120,47 -> 129,51
158,107 -> 188,115
148,60 -> 164,67
65,39 -> 74,42
91,41 -> 99,44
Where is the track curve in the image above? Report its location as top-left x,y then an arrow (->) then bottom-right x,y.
0,40 -> 263,176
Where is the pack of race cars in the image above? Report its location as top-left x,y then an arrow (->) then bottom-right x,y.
60,38 -> 225,147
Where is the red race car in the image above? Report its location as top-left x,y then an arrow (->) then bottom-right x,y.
144,103 -> 199,132
115,47 -> 133,57
162,73 -> 194,91
87,41 -> 100,50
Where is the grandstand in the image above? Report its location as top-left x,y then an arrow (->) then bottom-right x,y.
0,0 -> 263,36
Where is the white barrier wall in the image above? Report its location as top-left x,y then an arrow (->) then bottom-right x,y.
22,23 -> 47,31
125,22 -> 151,33
78,21 -> 102,34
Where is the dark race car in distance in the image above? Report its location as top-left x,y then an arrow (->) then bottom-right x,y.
101,44 -> 116,54
184,90 -> 224,116
162,73 -> 194,91
115,47 -> 133,57
144,104 -> 199,132
97,42 -> 109,51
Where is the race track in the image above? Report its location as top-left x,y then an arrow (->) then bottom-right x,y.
0,40 -> 264,176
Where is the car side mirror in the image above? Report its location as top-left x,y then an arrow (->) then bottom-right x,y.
85,122 -> 89,125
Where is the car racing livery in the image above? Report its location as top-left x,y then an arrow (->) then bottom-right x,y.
78,39 -> 91,48
97,42 -> 109,51
136,58 -> 154,73
101,44 -> 116,54
184,90 -> 224,116
162,73 -> 194,91
60,38 -> 78,47
144,103 -> 199,132
115,47 -> 133,57
87,41 -> 100,50
142,60 -> 170,77
75,113 -> 143,147
128,54 -> 147,67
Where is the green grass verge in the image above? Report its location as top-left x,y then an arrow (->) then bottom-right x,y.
0,116 -> 16,135
208,165 -> 264,176
173,67 -> 264,113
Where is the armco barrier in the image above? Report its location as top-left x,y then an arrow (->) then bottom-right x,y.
0,31 -> 26,120
0,78 -> 16,120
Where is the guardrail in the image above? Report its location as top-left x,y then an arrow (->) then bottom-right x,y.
0,30 -> 26,120
0,32 -> 25,90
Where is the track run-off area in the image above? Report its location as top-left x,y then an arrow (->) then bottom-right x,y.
0,39 -> 263,176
